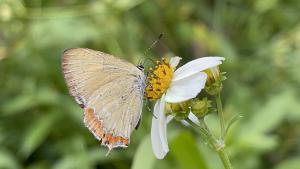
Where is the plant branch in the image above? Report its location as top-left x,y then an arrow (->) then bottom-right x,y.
186,117 -> 233,169
216,93 -> 225,139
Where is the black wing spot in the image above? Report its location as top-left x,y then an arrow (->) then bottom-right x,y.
135,117 -> 142,130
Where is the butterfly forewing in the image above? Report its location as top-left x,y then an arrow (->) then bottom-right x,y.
62,48 -> 145,150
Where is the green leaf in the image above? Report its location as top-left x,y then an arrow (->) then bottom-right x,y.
236,91 -> 296,151
170,131 -> 208,169
246,91 -> 294,133
29,19 -> 100,48
53,148 -> 123,169
1,86 -> 60,115
19,112 -> 60,158
275,157 -> 300,169
53,154 -> 90,169
225,114 -> 243,136
131,135 -> 155,169
1,94 -> 35,115
0,149 -> 21,169
107,0 -> 144,10
26,161 -> 49,169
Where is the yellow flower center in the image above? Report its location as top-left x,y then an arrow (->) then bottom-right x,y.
146,58 -> 174,101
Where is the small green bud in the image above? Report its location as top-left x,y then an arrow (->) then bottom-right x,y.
204,71 -> 226,95
204,67 -> 220,85
191,98 -> 211,118
166,101 -> 191,121
205,81 -> 223,95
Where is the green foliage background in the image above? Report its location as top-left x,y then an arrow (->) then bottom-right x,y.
1,0 -> 300,169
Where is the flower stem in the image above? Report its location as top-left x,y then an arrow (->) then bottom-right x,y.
216,93 -> 225,139
186,118 -> 233,169
217,147 -> 233,169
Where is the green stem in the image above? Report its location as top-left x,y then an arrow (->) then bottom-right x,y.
186,118 -> 210,137
186,118 -> 233,169
218,147 -> 233,169
216,93 -> 225,139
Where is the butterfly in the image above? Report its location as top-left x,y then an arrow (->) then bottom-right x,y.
62,48 -> 146,151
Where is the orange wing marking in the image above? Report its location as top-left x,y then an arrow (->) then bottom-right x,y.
83,107 -> 129,153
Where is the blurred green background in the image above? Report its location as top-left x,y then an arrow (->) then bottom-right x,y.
1,0 -> 300,169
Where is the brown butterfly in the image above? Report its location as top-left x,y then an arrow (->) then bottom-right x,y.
62,48 -> 146,151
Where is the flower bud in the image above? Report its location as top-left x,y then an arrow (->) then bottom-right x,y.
205,80 -> 223,95
204,67 -> 226,95
204,67 -> 220,85
165,101 -> 191,121
191,98 -> 211,118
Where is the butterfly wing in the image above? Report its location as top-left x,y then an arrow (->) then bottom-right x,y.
62,48 -> 145,150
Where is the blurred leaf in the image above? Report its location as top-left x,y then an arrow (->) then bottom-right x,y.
275,157 -> 300,169
29,19 -> 100,48
53,152 -> 91,169
53,154 -> 90,169
170,131 -> 208,169
131,135 -> 155,169
19,112 -> 60,158
236,91 -> 296,151
247,91 -> 295,132
254,0 -> 278,13
54,145 -> 124,169
107,0 -> 144,10
192,24 -> 220,54
1,93 -> 35,115
26,161 -> 49,169
0,149 -> 21,169
1,86 -> 60,115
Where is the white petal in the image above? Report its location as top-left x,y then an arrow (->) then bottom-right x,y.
151,101 -> 164,159
158,99 -> 169,153
165,72 -> 207,103
210,66 -> 219,79
169,56 -> 182,69
153,100 -> 160,117
188,112 -> 200,125
180,120 -> 190,127
173,57 -> 225,81
166,115 -> 173,123
151,99 -> 169,159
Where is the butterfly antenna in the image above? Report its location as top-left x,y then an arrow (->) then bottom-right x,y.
138,33 -> 164,65
145,100 -> 152,113
143,98 -> 157,119
144,33 -> 163,56
106,147 -> 113,157
151,108 -> 157,119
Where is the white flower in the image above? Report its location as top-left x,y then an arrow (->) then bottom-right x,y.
150,56 -> 225,159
